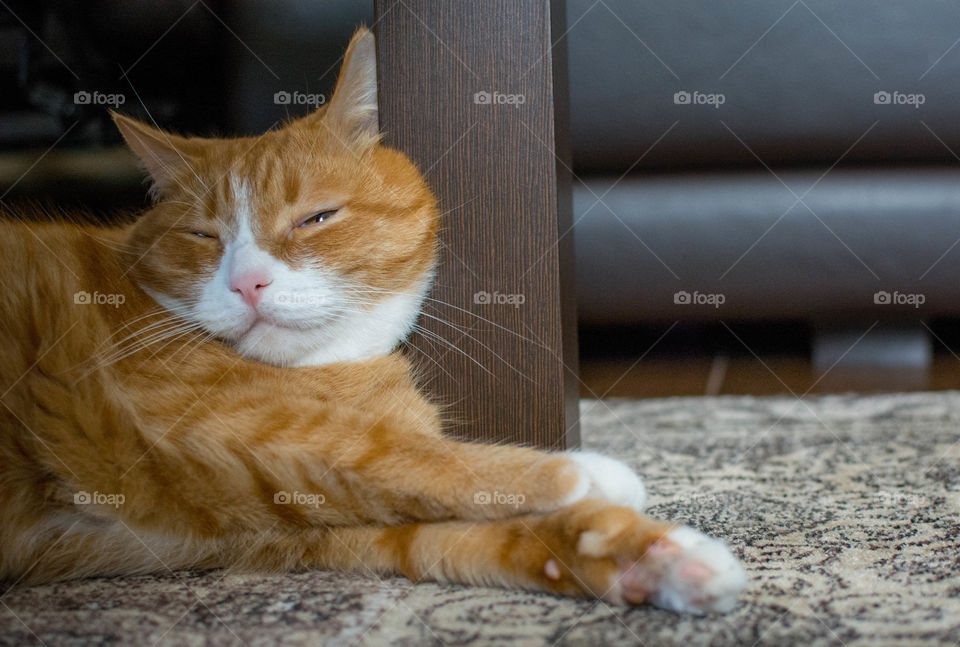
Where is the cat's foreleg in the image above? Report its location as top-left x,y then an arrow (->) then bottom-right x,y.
6,501 -> 746,614
232,500 -> 747,614
106,398 -> 648,529
320,429 -> 650,521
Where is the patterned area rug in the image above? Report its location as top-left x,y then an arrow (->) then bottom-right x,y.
2,393 -> 959,646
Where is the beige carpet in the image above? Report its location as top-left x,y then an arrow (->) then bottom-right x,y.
2,393 -> 959,646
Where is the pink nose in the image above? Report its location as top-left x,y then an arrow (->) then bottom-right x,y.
230,271 -> 272,307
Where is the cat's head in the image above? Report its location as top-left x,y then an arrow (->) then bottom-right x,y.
113,28 -> 438,367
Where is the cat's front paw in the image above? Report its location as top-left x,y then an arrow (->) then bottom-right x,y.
534,502 -> 747,613
618,526 -> 747,614
563,451 -> 647,510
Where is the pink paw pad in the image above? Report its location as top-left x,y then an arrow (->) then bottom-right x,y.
643,527 -> 747,614
678,560 -> 715,582
544,559 -> 562,581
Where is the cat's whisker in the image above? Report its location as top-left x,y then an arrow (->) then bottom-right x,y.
401,338 -> 458,385
79,315 -> 182,372
414,312 -> 533,381
332,288 -> 532,379
172,329 -> 218,365
420,300 -> 543,348
91,313 -> 190,357
88,329 -> 204,376
89,327 -> 198,373
404,324 -> 462,382
306,292 -> 496,359
143,323 -> 208,363
107,301 -> 198,333
156,330 -> 202,367
406,321 -> 494,377
100,308 -> 179,339
87,321 -> 204,373
94,309 -> 171,344
351,285 -> 542,348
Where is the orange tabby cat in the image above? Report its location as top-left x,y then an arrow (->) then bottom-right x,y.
0,29 -> 745,613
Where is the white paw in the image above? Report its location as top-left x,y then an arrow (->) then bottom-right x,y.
628,526 -> 747,614
564,451 -> 647,510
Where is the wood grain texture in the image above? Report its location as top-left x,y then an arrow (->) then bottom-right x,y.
374,0 -> 579,449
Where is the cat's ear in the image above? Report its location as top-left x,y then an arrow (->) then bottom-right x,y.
111,111 -> 203,196
323,27 -> 380,147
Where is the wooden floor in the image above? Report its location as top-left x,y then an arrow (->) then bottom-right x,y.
579,354 -> 960,398
577,322 -> 960,399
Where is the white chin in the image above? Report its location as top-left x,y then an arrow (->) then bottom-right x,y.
229,316 -> 400,368
234,321 -> 309,366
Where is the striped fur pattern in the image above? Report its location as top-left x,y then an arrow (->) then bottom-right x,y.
0,29 -> 745,613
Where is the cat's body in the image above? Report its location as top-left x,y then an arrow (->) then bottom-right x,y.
0,29 -> 746,613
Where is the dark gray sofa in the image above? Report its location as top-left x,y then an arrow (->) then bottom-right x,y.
565,0 -> 960,326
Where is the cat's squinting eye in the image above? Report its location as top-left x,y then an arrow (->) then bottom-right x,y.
191,232 -> 217,239
299,210 -> 339,228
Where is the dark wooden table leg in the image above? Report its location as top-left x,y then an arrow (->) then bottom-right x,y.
374,0 -> 579,449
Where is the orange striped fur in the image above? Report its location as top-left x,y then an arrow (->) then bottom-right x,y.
0,29 -> 740,610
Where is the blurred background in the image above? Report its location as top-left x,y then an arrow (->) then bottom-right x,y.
3,0 -> 960,398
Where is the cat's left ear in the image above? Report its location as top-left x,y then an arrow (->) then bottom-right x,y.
321,27 -> 380,147
111,111 -> 205,197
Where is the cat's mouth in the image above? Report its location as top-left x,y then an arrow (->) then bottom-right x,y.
242,313 -> 321,337
246,316 -> 297,334
231,318 -> 302,349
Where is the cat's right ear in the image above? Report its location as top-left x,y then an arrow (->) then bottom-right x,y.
111,111 -> 203,197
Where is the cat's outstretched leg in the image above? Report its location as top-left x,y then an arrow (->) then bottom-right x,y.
4,501 -> 744,615
234,500 -> 747,614
105,390 -> 648,528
